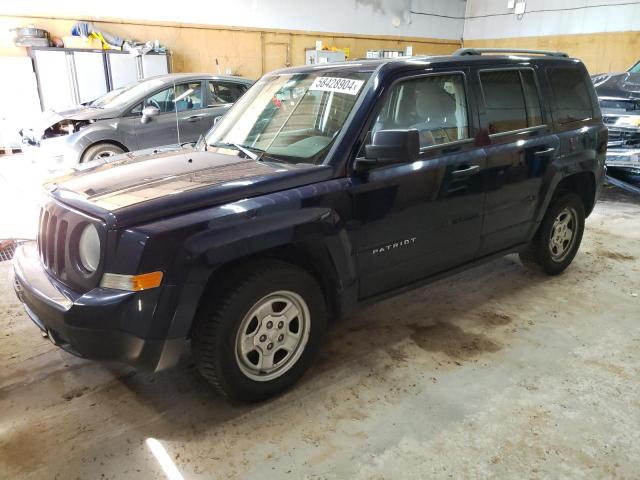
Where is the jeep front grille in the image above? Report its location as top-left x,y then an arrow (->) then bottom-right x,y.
36,198 -> 104,292
38,205 -> 68,277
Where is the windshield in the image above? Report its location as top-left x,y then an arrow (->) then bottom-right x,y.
205,70 -> 372,164
90,78 -> 166,109
629,61 -> 640,73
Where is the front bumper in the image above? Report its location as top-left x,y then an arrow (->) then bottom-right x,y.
20,132 -> 84,172
606,148 -> 640,174
12,242 -> 183,371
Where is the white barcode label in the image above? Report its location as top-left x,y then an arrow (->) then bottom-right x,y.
309,77 -> 364,95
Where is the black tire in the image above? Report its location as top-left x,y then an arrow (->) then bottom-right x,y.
81,142 -> 125,163
192,259 -> 326,402
519,192 -> 585,275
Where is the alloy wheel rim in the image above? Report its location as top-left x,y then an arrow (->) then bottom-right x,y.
234,290 -> 310,382
95,150 -> 118,160
549,206 -> 578,262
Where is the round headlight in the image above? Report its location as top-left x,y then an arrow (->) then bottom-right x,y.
78,224 -> 100,273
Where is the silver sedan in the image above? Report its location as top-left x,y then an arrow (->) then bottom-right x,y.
20,73 -> 253,168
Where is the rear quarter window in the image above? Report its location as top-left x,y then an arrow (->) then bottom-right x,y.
548,67 -> 595,125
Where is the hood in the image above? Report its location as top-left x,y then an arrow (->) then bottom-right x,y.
23,105 -> 121,138
56,104 -> 122,121
47,146 -> 332,228
594,72 -> 640,100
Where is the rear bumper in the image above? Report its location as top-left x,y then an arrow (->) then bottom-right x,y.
12,242 -> 183,371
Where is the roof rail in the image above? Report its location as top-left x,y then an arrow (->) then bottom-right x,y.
453,48 -> 569,58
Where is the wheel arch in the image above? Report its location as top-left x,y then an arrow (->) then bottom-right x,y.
554,171 -> 597,216
189,239 -> 351,338
530,169 -> 597,243
159,214 -> 358,343
80,139 -> 129,163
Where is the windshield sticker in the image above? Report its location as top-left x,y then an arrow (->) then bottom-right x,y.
309,77 -> 364,95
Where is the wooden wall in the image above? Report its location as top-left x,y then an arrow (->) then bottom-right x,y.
465,31 -> 640,75
0,15 -> 461,79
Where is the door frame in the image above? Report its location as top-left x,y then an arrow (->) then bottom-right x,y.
346,67 -> 487,299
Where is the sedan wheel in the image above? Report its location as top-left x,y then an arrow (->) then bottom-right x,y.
94,149 -> 120,159
81,143 -> 125,163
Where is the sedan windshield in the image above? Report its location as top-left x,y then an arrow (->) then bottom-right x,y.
90,78 -> 166,109
205,70 -> 372,164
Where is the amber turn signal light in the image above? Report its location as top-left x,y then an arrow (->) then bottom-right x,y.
100,271 -> 164,291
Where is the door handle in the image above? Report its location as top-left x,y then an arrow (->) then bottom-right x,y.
534,147 -> 556,157
452,164 -> 480,177
186,115 -> 204,122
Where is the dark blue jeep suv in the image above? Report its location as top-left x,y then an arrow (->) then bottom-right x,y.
13,49 -> 607,401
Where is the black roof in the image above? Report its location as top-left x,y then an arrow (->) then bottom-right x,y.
268,52 -> 582,77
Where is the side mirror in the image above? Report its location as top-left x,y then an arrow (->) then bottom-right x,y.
356,129 -> 420,170
141,106 -> 160,124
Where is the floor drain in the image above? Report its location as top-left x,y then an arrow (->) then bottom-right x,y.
0,239 -> 25,262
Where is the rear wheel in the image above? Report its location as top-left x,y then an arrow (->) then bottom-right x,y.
81,143 -> 124,163
192,260 -> 326,402
519,192 -> 585,275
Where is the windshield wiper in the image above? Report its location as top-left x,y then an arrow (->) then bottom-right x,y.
210,142 -> 265,161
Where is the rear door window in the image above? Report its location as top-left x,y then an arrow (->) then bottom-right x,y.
480,69 -> 543,134
521,70 -> 543,127
548,67 -> 594,125
208,81 -> 249,106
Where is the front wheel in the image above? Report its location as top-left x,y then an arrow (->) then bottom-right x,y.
192,260 -> 326,402
81,142 -> 124,163
520,192 -> 585,275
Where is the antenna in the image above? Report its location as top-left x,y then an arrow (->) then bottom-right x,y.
174,76 -> 180,145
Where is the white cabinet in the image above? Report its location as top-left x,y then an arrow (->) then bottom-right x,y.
74,51 -> 109,103
32,48 -> 170,111
141,54 -> 169,78
32,49 -> 75,111
107,52 -> 139,89
0,56 -> 42,148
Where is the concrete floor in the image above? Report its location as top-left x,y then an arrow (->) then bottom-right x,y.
1,187 -> 639,479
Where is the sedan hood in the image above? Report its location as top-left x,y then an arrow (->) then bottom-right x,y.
595,72 -> 640,99
55,104 -> 121,121
47,146 -> 332,228
23,105 -> 121,139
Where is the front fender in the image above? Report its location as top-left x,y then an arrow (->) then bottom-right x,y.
75,121 -> 131,156
136,178 -> 357,340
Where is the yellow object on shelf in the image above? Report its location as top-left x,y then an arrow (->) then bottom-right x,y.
62,35 -> 103,50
